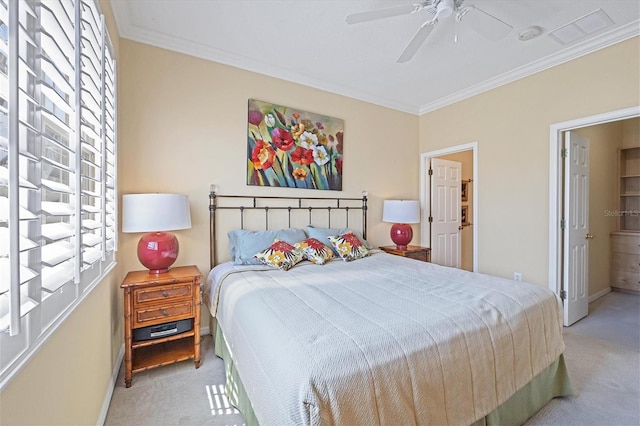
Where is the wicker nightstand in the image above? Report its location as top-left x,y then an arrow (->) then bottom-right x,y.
121,265 -> 202,387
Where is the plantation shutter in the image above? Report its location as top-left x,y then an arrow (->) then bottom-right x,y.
0,0 -> 117,388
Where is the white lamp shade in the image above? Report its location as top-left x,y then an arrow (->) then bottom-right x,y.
383,200 -> 420,224
122,193 -> 192,233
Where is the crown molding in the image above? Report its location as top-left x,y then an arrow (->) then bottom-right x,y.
418,21 -> 640,115
110,2 -> 637,117
109,1 -> 420,115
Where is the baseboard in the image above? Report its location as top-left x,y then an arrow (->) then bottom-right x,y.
611,287 -> 640,296
97,343 -> 125,426
589,287 -> 611,303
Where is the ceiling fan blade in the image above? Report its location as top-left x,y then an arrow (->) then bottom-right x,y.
346,4 -> 419,24
461,6 -> 512,40
397,21 -> 436,63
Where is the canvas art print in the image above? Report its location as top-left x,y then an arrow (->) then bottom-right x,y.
247,99 -> 343,190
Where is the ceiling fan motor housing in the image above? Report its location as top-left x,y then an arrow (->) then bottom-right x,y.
436,0 -> 455,17
346,0 -> 511,63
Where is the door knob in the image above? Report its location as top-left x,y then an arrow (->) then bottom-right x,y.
586,233 -> 594,239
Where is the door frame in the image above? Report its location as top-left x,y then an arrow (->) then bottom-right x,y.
548,106 -> 640,302
420,142 -> 478,272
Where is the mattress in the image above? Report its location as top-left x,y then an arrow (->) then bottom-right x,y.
205,252 -> 568,425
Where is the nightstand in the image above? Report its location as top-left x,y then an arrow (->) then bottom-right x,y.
379,245 -> 431,262
121,265 -> 203,387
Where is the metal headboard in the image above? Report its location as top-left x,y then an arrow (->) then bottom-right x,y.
209,186 -> 368,268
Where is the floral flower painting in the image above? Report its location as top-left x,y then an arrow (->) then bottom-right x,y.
247,99 -> 343,190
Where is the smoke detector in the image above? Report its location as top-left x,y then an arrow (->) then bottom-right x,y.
519,26 -> 543,41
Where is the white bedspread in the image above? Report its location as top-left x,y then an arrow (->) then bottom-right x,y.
207,252 -> 565,426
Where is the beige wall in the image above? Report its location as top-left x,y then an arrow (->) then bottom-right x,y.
117,39 -> 420,321
574,121 -> 623,296
0,2 -> 123,425
438,151 -> 474,271
0,270 -> 120,425
419,37 -> 640,287
622,118 -> 640,149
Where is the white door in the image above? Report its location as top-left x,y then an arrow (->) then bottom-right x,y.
563,131 -> 590,326
430,158 -> 461,268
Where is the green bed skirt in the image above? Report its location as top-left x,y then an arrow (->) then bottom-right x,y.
214,323 -> 572,426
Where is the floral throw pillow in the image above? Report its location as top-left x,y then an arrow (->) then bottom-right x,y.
327,232 -> 370,262
294,238 -> 335,265
254,239 -> 304,271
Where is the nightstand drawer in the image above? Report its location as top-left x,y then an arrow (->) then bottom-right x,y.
405,251 -> 428,261
134,282 -> 193,305
134,300 -> 193,327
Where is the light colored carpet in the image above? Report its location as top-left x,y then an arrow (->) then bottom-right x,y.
104,291 -> 639,426
524,291 -> 639,426
105,334 -> 246,426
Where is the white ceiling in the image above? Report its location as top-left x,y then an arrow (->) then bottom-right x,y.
110,0 -> 640,115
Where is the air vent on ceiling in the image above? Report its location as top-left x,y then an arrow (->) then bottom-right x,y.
548,9 -> 614,45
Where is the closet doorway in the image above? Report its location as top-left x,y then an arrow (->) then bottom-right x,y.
420,142 -> 478,272
549,107 -> 640,326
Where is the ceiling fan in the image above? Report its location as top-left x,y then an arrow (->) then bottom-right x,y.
346,0 -> 513,63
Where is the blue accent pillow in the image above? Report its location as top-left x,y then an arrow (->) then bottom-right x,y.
305,226 -> 372,256
228,228 -> 307,265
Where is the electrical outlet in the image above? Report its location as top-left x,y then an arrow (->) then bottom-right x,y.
514,272 -> 522,281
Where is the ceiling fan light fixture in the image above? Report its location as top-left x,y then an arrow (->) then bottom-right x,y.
436,0 -> 455,18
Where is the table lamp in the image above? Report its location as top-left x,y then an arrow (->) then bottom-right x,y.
122,193 -> 192,274
382,200 -> 420,250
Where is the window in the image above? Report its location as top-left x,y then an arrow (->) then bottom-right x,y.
0,0 -> 117,388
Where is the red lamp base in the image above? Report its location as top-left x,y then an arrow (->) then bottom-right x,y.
390,223 -> 413,251
137,232 -> 179,274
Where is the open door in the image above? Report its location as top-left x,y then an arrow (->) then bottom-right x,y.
430,158 -> 461,268
563,131 -> 590,326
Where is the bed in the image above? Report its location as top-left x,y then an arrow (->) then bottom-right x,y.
205,190 -> 572,425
